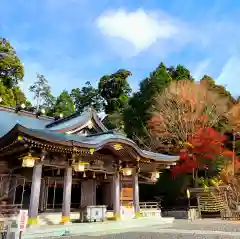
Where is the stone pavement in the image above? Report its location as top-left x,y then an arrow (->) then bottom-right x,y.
19,218 -> 240,238
22,217 -> 174,239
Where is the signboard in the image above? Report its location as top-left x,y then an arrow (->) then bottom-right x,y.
18,210 -> 28,232
120,206 -> 134,219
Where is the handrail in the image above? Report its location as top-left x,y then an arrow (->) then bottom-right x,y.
127,201 -> 160,209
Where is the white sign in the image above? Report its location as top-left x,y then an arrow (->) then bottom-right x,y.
18,210 -> 28,232
120,206 -> 134,219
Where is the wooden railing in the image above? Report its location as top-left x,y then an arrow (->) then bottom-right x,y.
139,202 -> 159,210
126,201 -> 160,209
140,202 -> 161,217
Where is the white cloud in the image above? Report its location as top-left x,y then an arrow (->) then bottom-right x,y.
216,56 -> 240,97
96,9 -> 180,54
192,59 -> 210,80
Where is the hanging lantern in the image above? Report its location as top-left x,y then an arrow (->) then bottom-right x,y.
152,172 -> 160,179
73,161 -> 88,172
21,153 -> 39,168
151,172 -> 160,181
122,167 -> 132,176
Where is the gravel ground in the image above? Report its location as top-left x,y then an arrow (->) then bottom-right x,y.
170,219 -> 240,232
51,219 -> 240,239
49,219 -> 240,239
63,232 -> 240,239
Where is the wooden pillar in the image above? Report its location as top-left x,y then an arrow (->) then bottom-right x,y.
113,171 -> 121,219
132,169 -> 140,217
61,167 -> 72,224
28,163 -> 43,225
39,179 -> 45,212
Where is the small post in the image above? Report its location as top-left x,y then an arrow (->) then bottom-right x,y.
19,231 -> 23,239
186,188 -> 191,221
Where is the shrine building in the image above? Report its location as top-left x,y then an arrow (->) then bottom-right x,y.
0,106 -> 179,225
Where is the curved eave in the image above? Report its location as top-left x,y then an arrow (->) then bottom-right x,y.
0,124 -> 179,163
45,108 -> 108,133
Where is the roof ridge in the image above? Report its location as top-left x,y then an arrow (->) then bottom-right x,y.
0,105 -> 53,121
45,110 -> 84,128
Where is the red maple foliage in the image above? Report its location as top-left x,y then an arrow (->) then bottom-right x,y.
172,127 -> 235,176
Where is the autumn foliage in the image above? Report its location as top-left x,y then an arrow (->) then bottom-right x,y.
148,80 -> 229,152
171,127 -> 235,176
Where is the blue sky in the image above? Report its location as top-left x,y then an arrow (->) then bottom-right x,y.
1,0 -> 240,101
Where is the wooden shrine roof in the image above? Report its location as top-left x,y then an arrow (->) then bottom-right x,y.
0,106 -> 179,164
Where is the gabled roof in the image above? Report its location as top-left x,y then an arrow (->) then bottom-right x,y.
0,124 -> 179,163
45,108 -> 108,133
0,106 -> 51,137
0,106 -> 107,137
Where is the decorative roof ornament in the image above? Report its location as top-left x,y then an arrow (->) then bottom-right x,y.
88,120 -> 93,129
90,148 -> 95,154
113,143 -> 122,151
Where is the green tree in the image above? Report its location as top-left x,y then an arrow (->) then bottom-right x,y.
0,82 -> 16,106
167,64 -> 193,81
71,81 -> 104,113
42,92 -> 56,116
0,38 -> 24,88
99,69 -> 132,129
98,69 -> 132,114
200,75 -> 235,107
123,62 -> 172,142
54,90 -> 74,117
29,73 -> 56,115
12,87 -> 27,105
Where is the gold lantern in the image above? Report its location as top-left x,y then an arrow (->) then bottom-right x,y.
73,161 -> 88,172
151,171 -> 160,181
122,167 -> 133,176
21,153 -> 39,168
